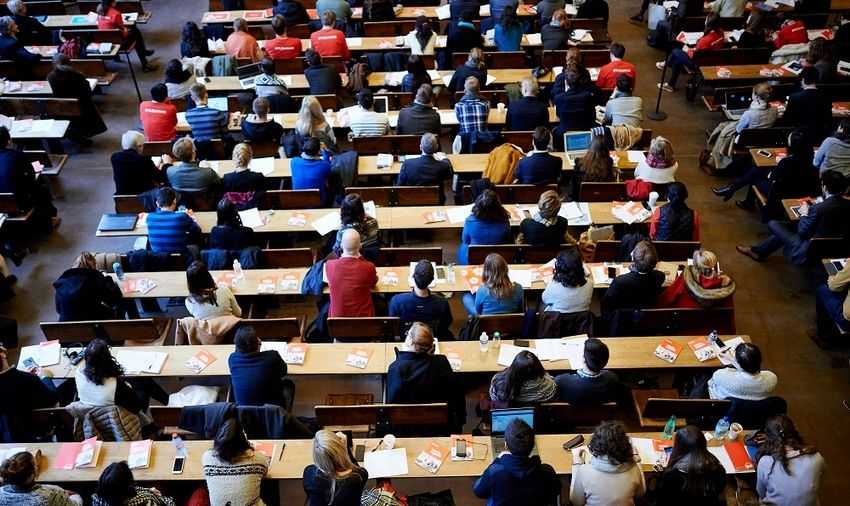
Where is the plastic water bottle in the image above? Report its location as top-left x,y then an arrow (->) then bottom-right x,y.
479,331 -> 490,353
714,416 -> 731,440
492,331 -> 502,349
171,433 -> 186,456
662,415 -> 676,440
233,259 -> 244,281
112,261 -> 125,281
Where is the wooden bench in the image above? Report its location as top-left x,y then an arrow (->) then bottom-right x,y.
578,181 -> 628,202
261,189 -> 322,210
60,28 -> 142,100
257,248 -> 315,268
610,307 -> 736,336
462,183 -> 557,205
315,403 -> 450,437
352,135 -> 423,155
693,47 -> 772,68
452,51 -> 528,70
0,59 -> 115,85
733,127 -> 795,156
327,317 -> 401,342
0,97 -> 80,119
362,20 -> 417,36
40,318 -> 172,346
345,186 -> 442,207
24,150 -> 67,176
476,313 -> 525,339
374,246 -> 443,266
291,94 -> 337,111
632,389 -> 731,429
593,240 -> 702,262
0,193 -> 34,227
468,244 -> 573,264
535,402 -> 620,432
236,317 -> 303,341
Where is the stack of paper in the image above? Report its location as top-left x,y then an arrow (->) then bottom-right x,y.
312,212 -> 341,235
715,336 -> 745,365
127,440 -> 152,469
508,269 -> 533,288
447,205 -> 473,224
364,448 -> 409,478
559,202 -> 592,226
612,202 -> 651,224
564,4 -> 578,15
17,340 -> 61,369
441,73 -> 455,87
185,350 -> 216,374
525,33 -> 542,46
238,208 -> 266,229
631,438 -> 671,466
626,151 -> 646,164
115,350 -> 168,374
248,157 -> 275,176
383,72 -> 406,87
376,153 -> 394,168
497,344 -> 539,367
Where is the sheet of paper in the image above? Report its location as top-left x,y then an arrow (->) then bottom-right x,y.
312,211 -> 341,235
427,69 -> 442,80
497,344 -> 538,367
248,157 -> 275,176
533,339 -> 570,362
208,96 -> 228,112
363,200 -> 377,219
716,336 -> 745,366
30,119 -> 54,133
364,448 -> 408,478
441,72 -> 454,87
435,35 -> 447,48
446,204 -> 473,224
114,350 -> 168,374
436,3 -> 451,19
238,208 -> 265,229
631,438 -> 666,466
525,33 -> 542,46
564,4 -> 578,14
16,341 -> 61,369
562,335 -> 588,369
626,151 -> 646,164
486,74 -> 497,86
479,5 -> 491,16
347,37 -> 363,48
508,269 -> 533,288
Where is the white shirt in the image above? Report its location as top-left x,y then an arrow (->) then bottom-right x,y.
74,367 -> 117,406
404,31 -> 437,55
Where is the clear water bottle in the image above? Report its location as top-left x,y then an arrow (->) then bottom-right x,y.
233,259 -> 244,281
662,415 -> 676,440
112,261 -> 125,281
479,331 -> 490,353
714,416 -> 731,440
492,331 -> 502,349
447,263 -> 456,283
171,433 -> 186,456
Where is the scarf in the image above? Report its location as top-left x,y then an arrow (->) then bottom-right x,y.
646,153 -> 673,168
532,210 -> 558,227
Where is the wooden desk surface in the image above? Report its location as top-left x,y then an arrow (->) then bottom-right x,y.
1,430 -> 751,483
96,202 -> 660,237
202,5 -> 538,24
43,14 -> 136,29
109,261 -> 682,298
9,119 -> 69,140
748,147 -> 786,168
701,64 -> 795,82
782,197 -> 807,221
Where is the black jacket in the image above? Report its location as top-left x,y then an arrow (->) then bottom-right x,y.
48,66 -> 107,137
555,84 -> 598,132
0,368 -> 59,443
656,466 -> 727,506
396,102 -> 441,135
780,88 -> 832,143
363,0 -> 395,20
222,169 -> 265,209
386,350 -> 466,428
516,152 -> 562,184
0,34 -> 38,66
448,63 -> 487,94
767,154 -> 820,209
555,369 -> 627,406
577,0 -> 609,24
447,23 -> 484,55
519,216 -> 568,246
12,14 -> 52,45
837,22 -> 850,62
601,269 -> 666,315
0,148 -> 38,210
397,155 -> 453,203
241,119 -> 284,144
541,25 -> 570,50
450,0 -> 482,19
111,149 -> 164,195
303,465 -> 368,506
305,63 -> 341,95
53,268 -> 124,322
210,224 -> 256,250
655,204 -> 694,241
473,454 -> 561,506
274,0 -> 310,25
506,96 -> 550,132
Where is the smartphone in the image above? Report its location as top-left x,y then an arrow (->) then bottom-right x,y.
455,439 -> 467,458
757,149 -> 773,158
714,335 -> 726,348
354,444 -> 365,462
22,357 -> 37,370
607,266 -> 617,279
171,455 -> 186,474
562,435 -> 584,450
514,339 -> 530,348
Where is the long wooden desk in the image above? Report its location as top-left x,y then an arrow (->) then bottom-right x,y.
96,202 -> 660,237
108,261 -> 683,298
202,5 -> 538,24
175,108 -> 559,132
9,119 -> 69,140
42,14 -> 137,29
701,64 -> 796,83
1,79 -> 98,97
34,335 -> 745,379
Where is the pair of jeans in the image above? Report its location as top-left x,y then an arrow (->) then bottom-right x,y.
728,166 -> 769,194
751,220 -> 801,258
666,47 -> 695,87
815,283 -> 850,337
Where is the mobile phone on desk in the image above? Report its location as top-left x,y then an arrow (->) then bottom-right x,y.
757,149 -> 773,158
514,339 -> 530,347
562,435 -> 584,450
455,439 -> 467,458
22,357 -> 37,370
171,455 -> 186,474
354,444 -> 365,462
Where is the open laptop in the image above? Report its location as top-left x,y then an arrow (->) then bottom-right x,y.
490,407 -> 537,459
373,96 -> 389,114
98,213 -> 138,232
237,63 -> 263,89
563,131 -> 592,162
721,91 -> 752,120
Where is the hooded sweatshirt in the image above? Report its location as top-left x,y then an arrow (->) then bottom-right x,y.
473,453 -> 561,506
569,454 -> 646,506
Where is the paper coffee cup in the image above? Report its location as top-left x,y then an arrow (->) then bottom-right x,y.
728,422 -> 743,440
382,434 -> 396,450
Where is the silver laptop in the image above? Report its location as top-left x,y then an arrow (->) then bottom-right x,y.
721,91 -> 752,121
564,131 -> 592,162
208,96 -> 229,112
237,63 -> 263,89
490,407 -> 537,460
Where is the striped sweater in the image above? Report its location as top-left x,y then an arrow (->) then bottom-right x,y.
146,210 -> 201,255
202,450 -> 268,506
184,105 -> 228,142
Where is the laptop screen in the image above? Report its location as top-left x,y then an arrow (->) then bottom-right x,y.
724,92 -> 752,109
373,96 -> 389,114
237,63 -> 262,80
564,131 -> 592,152
491,408 -> 534,435
208,97 -> 229,112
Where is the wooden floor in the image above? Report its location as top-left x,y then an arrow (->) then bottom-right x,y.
5,0 -> 849,502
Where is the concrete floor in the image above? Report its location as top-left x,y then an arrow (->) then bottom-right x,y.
6,0 -> 850,502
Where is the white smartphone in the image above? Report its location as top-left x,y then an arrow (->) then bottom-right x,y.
171,455 -> 186,474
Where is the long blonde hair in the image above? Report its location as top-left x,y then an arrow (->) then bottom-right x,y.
482,253 -> 514,300
295,96 -> 328,137
232,142 -> 252,169
312,430 -> 357,501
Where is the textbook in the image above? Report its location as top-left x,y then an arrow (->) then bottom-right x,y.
261,342 -> 307,365
460,267 -> 483,294
257,277 -> 277,294
54,437 -> 102,470
115,350 -> 168,374
415,442 -> 450,474
688,337 -> 717,362
253,442 -> 278,462
280,273 -> 300,291
127,440 -> 152,469
654,339 -> 682,363
185,350 -> 217,374
346,348 -> 373,369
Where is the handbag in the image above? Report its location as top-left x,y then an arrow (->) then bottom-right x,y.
625,178 -> 653,200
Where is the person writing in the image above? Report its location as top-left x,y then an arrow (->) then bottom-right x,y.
185,261 -> 242,321
556,338 -> 627,405
53,252 -> 125,321
139,83 -> 177,142
541,248 -> 592,315
210,198 -> 256,250
326,229 -> 379,317
518,190 -> 574,246
489,350 -> 557,408
570,421 -> 646,505
708,342 -> 777,400
458,190 -> 512,265
601,240 -> 666,318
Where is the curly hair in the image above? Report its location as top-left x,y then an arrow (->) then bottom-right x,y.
588,421 -> 634,466
83,339 -> 124,386
553,247 -> 587,288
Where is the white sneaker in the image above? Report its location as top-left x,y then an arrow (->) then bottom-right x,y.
655,60 -> 666,70
656,82 -> 674,93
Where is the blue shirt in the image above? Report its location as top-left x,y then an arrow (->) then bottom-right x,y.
474,283 -> 524,315
184,105 -> 228,141
146,210 -> 200,254
494,23 -> 523,51
458,215 -> 512,264
290,155 -> 332,203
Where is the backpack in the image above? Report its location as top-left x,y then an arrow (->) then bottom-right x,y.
483,143 -> 524,184
625,178 -> 653,200
211,55 -> 236,76
59,36 -> 82,59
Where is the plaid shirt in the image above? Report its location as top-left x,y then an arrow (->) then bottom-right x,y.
454,94 -> 490,134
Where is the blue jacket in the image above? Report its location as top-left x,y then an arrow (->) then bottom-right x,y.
473,453 -> 561,506
516,152 -> 563,184
474,283 -> 524,315
396,155 -> 453,204
494,22 -> 523,51
0,35 -> 38,65
291,156 -> 332,204
458,215 -> 512,264
506,96 -> 550,132
228,350 -> 288,407
789,194 -> 850,264
555,85 -> 598,132
489,0 -> 519,21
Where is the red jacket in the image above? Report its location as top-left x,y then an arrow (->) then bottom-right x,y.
264,36 -> 302,60
97,7 -> 127,37
139,101 -> 177,142
596,59 -> 637,89
688,30 -> 725,57
310,28 -> 350,59
774,20 -> 807,49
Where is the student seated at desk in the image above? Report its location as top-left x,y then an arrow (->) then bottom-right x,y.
333,193 -> 381,253
264,15 -> 303,60
455,76 -> 491,135
5,0 -> 50,46
185,84 -> 230,145
327,229 -> 379,317
603,75 -> 642,128
405,16 -> 437,55
293,95 -> 339,153
656,249 -> 734,309
814,119 -> 850,178
203,418 -> 269,506
515,128 -> 562,185
210,199 -> 256,250
0,345 -> 58,443
494,5 -> 523,51
186,260 -> 243,320
222,143 -> 264,210
242,97 -> 285,143
473,419 -> 561,505
0,126 -> 59,230
363,0 -> 395,21
570,421 -> 646,506
756,415 -> 825,506
447,9 -> 484,55
813,259 -> 850,348
75,339 -> 151,415
635,136 -> 678,186
448,48 -> 488,96
304,50 -> 343,96
111,130 -> 166,195
48,53 -> 108,145
490,350 -> 556,408
458,190 -> 512,265
146,187 -> 203,257
254,58 -> 290,99
229,326 -> 292,407
396,132 -> 453,204
462,253 -> 524,316
0,452 -> 82,505
181,21 -> 210,58
650,182 -> 699,241
164,137 -> 221,195
708,342 -> 777,400
577,0 -> 609,24
519,190 -> 574,247
303,430 -> 368,506
54,252 -> 125,322
164,59 -> 196,100
349,88 -> 390,138
554,70 -> 599,136
778,67 -> 831,144
396,84 -> 441,135
389,262 -> 453,336
556,338 -> 627,406
316,0 -> 352,23
274,0 -> 310,26
773,15 -> 808,49
541,247 -> 591,314
400,54 -> 432,94
657,426 -> 726,506
225,18 -> 262,63
656,15 -> 724,94
506,79 -> 550,133
97,0 -> 157,71
0,16 -> 38,68
310,11 -> 350,60
600,240 -> 666,318
541,10 -> 570,50
93,461 -> 176,506
140,84 -> 178,142
597,42 -> 637,92
291,137 -> 333,205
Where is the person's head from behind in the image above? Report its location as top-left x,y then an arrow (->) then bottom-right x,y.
630,240 -> 658,273
272,14 -> 287,37
121,130 -> 145,154
799,66 -> 819,87
305,48 -> 322,67
821,169 -> 848,197
52,52 -> 70,69
84,339 -> 123,385
156,186 -> 178,211
96,461 -> 135,505
235,325 -> 260,353
692,249 -> 720,278
746,11 -> 765,34
73,251 -> 97,270
404,321 -> 435,353
505,418 -> 535,457
321,10 -> 336,28
582,134 -> 612,180
532,126 -> 550,151
407,54 -> 426,76
461,8 -> 475,23
340,193 -> 366,225
536,189 -> 560,221
550,9 -> 568,29
666,182 -> 689,209
357,88 -> 375,110
313,429 -> 355,477
615,74 -> 633,95
468,47 -> 484,69
704,14 -> 721,33
340,229 -> 362,256
0,17 -> 18,37
752,82 -> 772,105
232,142 -> 253,169
214,417 -> 252,464
150,83 -> 168,103
233,17 -> 248,33
583,338 -> 609,373
0,452 -> 36,490
302,136 -> 321,157
173,136 -> 196,163
412,259 -> 435,291
734,342 -> 762,374
836,119 -> 850,141
553,247 -> 587,289
186,260 -> 216,301
464,76 -> 480,96
472,189 -> 509,222
786,129 -> 812,158
253,96 -> 270,119
666,425 -> 722,493
807,36 -> 828,63
189,83 -> 208,105
761,415 -> 812,471
165,59 -> 185,82
415,83 -> 434,106
565,70 -> 581,88
0,126 -> 10,149
182,21 -> 204,42
415,15 -> 432,37
420,132 -> 438,156
260,57 -> 275,76
7,0 -> 25,16
482,253 -> 514,299
521,77 -> 538,98
649,136 -> 674,165
609,41 -> 625,60
503,350 -> 546,400
589,421 -> 634,465
216,198 -> 242,228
